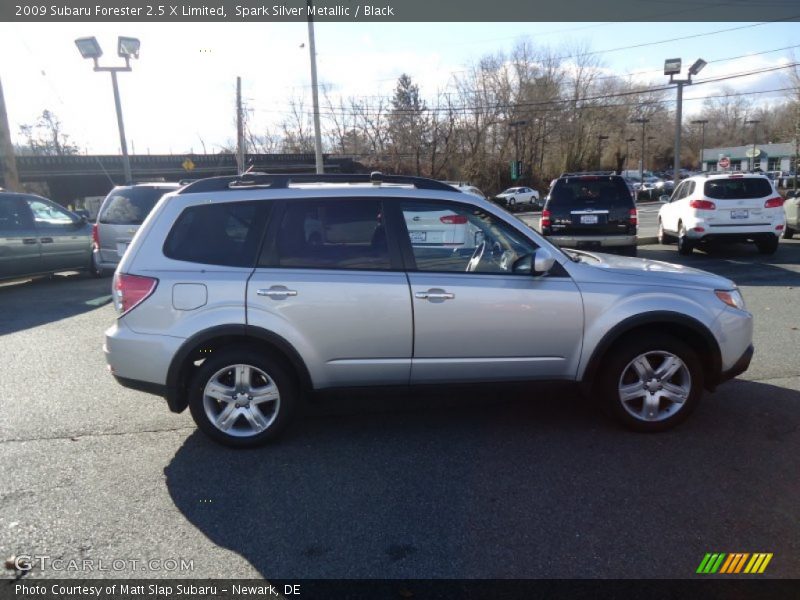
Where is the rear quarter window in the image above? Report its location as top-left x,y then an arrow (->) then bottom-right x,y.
704,178 -> 773,199
163,201 -> 269,267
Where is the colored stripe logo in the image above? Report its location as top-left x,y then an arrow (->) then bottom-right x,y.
697,553 -> 773,574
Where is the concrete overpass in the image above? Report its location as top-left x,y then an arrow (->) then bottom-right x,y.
0,153 -> 362,204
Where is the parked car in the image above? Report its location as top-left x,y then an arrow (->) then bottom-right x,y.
495,186 -> 541,210
93,182 -> 182,276
783,189 -> 799,239
540,173 -> 638,256
442,181 -> 487,200
104,172 -> 753,447
0,192 -> 95,281
657,173 -> 785,255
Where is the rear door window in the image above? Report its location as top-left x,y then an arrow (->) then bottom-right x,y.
703,178 -> 772,199
99,187 -> 173,225
271,199 -> 390,271
0,197 -> 34,232
163,201 -> 269,267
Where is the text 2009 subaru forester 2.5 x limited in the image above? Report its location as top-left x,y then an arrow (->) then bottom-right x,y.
104,173 -> 753,447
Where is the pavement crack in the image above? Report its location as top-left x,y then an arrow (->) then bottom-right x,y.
0,426 -> 196,445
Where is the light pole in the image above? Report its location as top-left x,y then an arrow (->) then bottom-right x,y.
597,135 -> 608,169
665,57 -> 706,183
631,117 -> 650,182
625,137 -> 636,173
745,119 -> 761,171
691,119 -> 708,171
509,119 -> 527,180
75,36 -> 139,184
647,136 -> 656,172
306,0 -> 324,174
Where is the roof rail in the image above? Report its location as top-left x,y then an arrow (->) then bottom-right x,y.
559,171 -> 617,178
178,171 -> 459,194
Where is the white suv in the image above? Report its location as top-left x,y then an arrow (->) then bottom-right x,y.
657,173 -> 785,255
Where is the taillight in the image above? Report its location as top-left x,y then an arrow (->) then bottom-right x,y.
541,209 -> 551,227
629,208 -> 638,226
765,196 -> 784,208
113,273 -> 158,316
439,215 -> 468,224
689,199 -> 716,210
92,223 -> 99,247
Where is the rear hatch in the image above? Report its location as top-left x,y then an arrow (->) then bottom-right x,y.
702,176 -> 775,226
546,176 -> 635,236
97,187 -> 173,263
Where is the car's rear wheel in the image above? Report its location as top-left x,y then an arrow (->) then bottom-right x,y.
756,236 -> 779,255
599,333 -> 703,432
677,223 -> 693,255
657,219 -> 675,245
188,349 -> 297,447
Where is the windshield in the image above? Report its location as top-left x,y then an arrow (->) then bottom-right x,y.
549,178 -> 633,208
98,187 -> 172,225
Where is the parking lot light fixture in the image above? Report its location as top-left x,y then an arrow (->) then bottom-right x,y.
75,35 -> 139,184
666,57 -> 705,183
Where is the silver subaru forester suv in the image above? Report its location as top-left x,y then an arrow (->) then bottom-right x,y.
104,173 -> 754,447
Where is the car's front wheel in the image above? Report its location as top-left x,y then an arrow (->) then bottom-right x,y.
188,349 -> 297,447
599,333 -> 703,432
657,219 -> 675,245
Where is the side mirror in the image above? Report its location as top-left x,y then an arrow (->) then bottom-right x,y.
532,247 -> 556,276
659,195 -> 670,203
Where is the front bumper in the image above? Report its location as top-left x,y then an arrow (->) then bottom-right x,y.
719,344 -> 754,384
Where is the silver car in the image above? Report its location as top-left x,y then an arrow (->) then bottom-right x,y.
93,182 -> 182,275
104,173 -> 754,447
0,192 -> 94,281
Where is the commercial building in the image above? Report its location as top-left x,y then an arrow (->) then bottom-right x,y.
701,142 -> 797,173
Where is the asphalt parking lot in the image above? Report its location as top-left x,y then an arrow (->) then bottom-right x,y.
1,238 -> 799,580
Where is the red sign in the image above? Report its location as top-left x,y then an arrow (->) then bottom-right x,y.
718,157 -> 731,169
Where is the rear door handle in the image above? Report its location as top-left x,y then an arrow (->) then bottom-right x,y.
40,237 -> 54,243
257,287 -> 298,298
415,290 -> 455,300
22,238 -> 38,245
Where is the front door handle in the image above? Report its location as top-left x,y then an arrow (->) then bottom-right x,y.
415,289 -> 455,301
40,237 -> 54,243
257,287 -> 298,298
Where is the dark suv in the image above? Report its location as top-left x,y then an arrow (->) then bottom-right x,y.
541,173 -> 638,256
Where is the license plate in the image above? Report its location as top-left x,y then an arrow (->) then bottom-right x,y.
730,209 -> 749,219
409,231 -> 427,243
116,243 -> 128,257
580,215 -> 599,224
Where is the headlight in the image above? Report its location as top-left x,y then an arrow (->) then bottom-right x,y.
715,289 -> 746,310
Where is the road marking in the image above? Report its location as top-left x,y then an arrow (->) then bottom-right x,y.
85,295 -> 113,307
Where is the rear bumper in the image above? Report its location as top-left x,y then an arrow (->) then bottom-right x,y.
691,232 -> 780,243
93,247 -> 120,271
545,234 -> 637,247
104,321 -> 183,392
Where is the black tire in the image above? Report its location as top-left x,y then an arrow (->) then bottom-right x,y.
756,236 -> 779,255
782,226 -> 794,240
597,333 -> 703,432
657,219 -> 675,245
88,251 -> 109,278
618,245 -> 638,257
188,348 -> 298,448
677,223 -> 693,255
508,197 -> 516,211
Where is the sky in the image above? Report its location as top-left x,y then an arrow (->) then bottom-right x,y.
0,20 -> 798,155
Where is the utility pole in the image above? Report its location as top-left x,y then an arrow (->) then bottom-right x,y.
307,0 -> 324,174
0,77 -> 20,191
631,118 -> 650,182
691,119 -> 708,171
236,77 -> 244,175
597,134 -> 608,169
745,119 -> 760,171
625,137 -> 636,173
